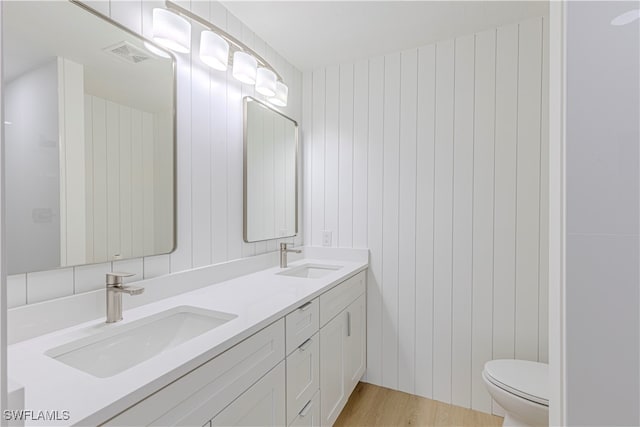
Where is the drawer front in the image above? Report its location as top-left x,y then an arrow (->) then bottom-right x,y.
285,298 -> 319,355
319,271 -> 365,327
286,332 -> 320,425
211,361 -> 286,427
104,319 -> 285,427
290,390 -> 320,427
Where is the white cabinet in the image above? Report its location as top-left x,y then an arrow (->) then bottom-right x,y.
211,361 -> 286,427
290,391 -> 321,427
287,332 -> 320,425
319,273 -> 367,427
102,270 -> 366,427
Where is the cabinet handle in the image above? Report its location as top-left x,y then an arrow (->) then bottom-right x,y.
299,399 -> 313,417
299,337 -> 313,351
299,301 -> 313,311
347,311 -> 351,337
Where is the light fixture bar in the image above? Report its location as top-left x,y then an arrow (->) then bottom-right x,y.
165,0 -> 282,81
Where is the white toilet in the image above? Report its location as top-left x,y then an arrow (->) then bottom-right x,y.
482,359 -> 549,427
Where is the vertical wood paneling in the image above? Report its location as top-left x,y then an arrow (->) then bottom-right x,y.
311,69 -> 326,247
142,112 -> 155,254
302,72 -> 313,246
366,56 -> 385,385
304,17 -> 546,416
92,98 -> 108,262
432,39 -> 455,403
106,101 -> 120,260
352,60 -> 368,249
130,110 -> 144,257
398,48 -> 418,394
338,64 -> 354,248
515,18 -> 542,361
415,44 -> 436,399
325,66 -> 340,246
84,97 -> 94,262
381,52 -> 401,390
191,54 -> 213,267
225,13 -> 244,261
119,107 -> 132,260
451,34 -> 475,408
471,28 -> 497,414
493,23 -> 519,362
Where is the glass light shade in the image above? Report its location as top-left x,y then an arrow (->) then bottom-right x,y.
200,31 -> 229,71
269,81 -> 288,107
143,41 -> 171,59
232,51 -> 258,84
255,68 -> 277,97
152,8 -> 191,53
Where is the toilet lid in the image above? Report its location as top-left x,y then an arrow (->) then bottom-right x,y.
484,359 -> 549,406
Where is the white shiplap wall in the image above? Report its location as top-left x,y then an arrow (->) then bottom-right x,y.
302,17 -> 549,414
7,0 -> 302,306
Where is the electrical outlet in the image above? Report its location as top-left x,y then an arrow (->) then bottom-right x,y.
322,231 -> 332,247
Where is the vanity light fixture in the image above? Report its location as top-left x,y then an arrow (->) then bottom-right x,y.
200,30 -> 229,71
233,51 -> 258,85
269,81 -> 289,107
152,8 -> 191,53
161,1 -> 289,100
255,68 -> 277,97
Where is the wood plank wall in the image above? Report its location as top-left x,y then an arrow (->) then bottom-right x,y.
302,17 -> 549,414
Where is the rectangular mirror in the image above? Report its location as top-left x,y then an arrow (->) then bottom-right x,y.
244,97 -> 298,242
3,1 -> 176,275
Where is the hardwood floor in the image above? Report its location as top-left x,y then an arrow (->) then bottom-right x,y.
334,382 -> 504,427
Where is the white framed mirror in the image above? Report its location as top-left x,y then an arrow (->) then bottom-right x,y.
243,97 -> 298,243
3,1 -> 176,274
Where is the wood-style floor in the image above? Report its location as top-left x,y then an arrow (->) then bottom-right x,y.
334,382 -> 503,427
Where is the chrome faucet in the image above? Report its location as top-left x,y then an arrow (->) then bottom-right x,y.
106,272 -> 144,323
280,242 -> 302,268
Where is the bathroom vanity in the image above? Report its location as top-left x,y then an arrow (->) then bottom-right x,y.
7,250 -> 368,426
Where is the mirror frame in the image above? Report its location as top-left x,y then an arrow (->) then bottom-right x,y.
3,0 -> 178,274
243,96 -> 298,243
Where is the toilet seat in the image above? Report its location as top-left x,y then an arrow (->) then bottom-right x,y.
484,360 -> 549,407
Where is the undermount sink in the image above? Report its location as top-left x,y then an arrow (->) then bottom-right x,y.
277,263 -> 342,279
46,306 -> 237,378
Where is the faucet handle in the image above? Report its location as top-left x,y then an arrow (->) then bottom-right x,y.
106,272 -> 135,286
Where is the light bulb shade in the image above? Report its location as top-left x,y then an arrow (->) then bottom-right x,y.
200,31 -> 229,71
255,68 -> 277,97
144,41 -> 171,59
152,8 -> 191,53
269,81 -> 288,107
232,51 -> 258,84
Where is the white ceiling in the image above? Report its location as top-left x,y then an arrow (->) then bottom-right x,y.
223,1 -> 549,71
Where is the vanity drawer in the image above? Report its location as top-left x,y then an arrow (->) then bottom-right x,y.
290,390 -> 320,427
286,332 -> 320,425
103,319 -> 285,427
285,298 -> 319,355
319,271 -> 365,327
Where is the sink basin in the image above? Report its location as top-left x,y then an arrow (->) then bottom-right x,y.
46,306 -> 236,378
277,263 -> 342,279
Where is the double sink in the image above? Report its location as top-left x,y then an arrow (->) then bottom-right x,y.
45,263 -> 342,378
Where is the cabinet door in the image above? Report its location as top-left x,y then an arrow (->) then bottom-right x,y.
211,361 -> 286,427
345,293 -> 366,394
319,312 -> 347,426
287,333 -> 320,425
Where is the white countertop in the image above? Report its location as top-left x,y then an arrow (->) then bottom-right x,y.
8,256 -> 368,426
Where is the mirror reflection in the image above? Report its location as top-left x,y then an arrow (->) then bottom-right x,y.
244,97 -> 297,243
3,1 -> 176,274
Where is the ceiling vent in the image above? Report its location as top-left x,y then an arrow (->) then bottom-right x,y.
103,41 -> 151,64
